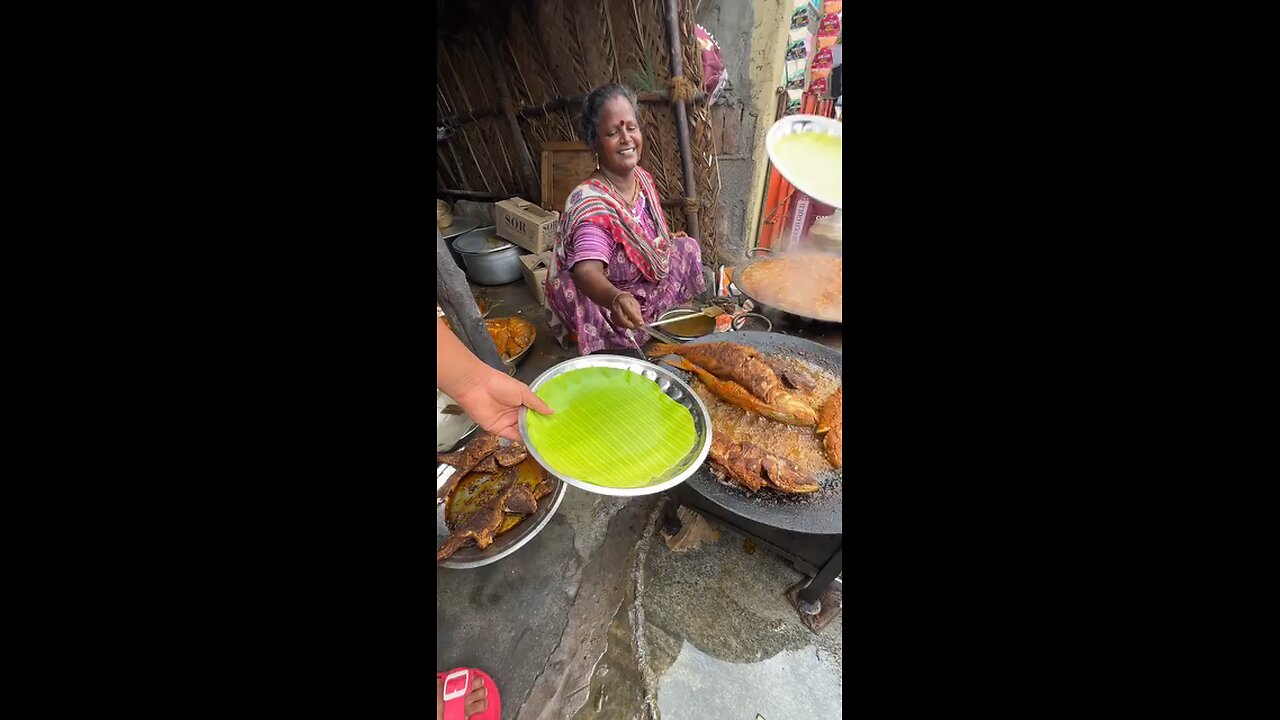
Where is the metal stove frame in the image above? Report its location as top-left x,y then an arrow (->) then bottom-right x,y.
662,482 -> 843,608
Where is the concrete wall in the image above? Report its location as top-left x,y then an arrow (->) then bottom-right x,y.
697,0 -> 792,266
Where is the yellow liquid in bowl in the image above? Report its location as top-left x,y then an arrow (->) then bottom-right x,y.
775,132 -> 842,203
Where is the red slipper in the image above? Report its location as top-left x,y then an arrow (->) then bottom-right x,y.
438,667 -> 501,720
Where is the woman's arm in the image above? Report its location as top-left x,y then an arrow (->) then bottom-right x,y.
571,261 -> 645,329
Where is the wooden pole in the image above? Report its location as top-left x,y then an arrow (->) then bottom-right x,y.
437,229 -> 504,371
663,0 -> 701,242
440,91 -> 706,127
479,32 -> 541,205
437,188 -> 516,201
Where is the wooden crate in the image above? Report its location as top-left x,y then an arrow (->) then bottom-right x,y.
495,197 -> 559,254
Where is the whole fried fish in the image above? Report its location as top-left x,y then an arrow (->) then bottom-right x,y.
666,357 -> 818,427
648,342 -> 780,402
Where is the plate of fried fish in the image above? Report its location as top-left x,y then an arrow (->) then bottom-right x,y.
436,432 -> 566,568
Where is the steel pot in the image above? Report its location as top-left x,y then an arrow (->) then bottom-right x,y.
453,226 -> 527,286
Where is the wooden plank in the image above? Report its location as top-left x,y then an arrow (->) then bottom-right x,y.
540,141 -> 596,212
437,229 -> 504,371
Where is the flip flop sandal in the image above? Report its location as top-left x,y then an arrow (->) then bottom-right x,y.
438,667 -> 501,720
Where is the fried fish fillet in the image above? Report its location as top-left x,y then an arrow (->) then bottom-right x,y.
816,388 -> 842,469
438,433 -> 501,476
494,442 -> 527,467
437,472 -> 540,562
708,435 -> 820,494
666,357 -> 818,427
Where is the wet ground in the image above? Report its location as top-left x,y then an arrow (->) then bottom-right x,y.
437,273 -> 842,719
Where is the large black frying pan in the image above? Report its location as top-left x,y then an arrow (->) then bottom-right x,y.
656,331 -> 842,535
733,247 -> 843,326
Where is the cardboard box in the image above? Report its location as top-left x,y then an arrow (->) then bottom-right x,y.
519,251 -> 553,306
496,197 -> 559,254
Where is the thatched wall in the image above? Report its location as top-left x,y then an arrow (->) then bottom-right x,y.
436,0 -> 722,261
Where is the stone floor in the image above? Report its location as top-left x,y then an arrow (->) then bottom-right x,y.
437,275 -> 842,720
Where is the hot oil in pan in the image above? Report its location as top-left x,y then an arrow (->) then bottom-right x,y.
445,457 -> 548,535
692,357 -> 841,481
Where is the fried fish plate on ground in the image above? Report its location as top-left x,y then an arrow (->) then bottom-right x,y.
437,432 -> 503,496
708,436 -> 820,494
648,342 -> 780,402
816,388 -> 842,468
665,357 -> 818,427
437,471 -> 540,562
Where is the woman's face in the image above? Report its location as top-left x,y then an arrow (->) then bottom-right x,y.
594,96 -> 642,176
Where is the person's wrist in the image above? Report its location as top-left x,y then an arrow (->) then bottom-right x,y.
442,356 -> 490,400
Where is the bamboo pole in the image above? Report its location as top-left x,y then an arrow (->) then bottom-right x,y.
662,0 -> 701,242
480,32 -> 542,204
438,187 -> 686,208
437,188 -> 517,200
439,91 -> 706,127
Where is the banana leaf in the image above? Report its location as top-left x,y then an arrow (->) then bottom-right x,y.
526,367 -> 696,488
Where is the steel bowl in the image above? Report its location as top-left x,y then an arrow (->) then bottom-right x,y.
518,355 -> 712,497
656,308 -> 716,342
436,470 -> 567,569
454,226 -> 526,286
765,114 -> 842,209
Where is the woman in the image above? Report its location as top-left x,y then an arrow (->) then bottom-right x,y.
546,84 -> 706,355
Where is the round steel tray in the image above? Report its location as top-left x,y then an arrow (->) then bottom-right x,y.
518,356 -> 712,497
436,470 -> 568,569
765,114 -> 842,209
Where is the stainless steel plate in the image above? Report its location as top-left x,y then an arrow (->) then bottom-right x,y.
436,390 -> 479,453
436,472 -> 567,569
439,217 -> 481,240
518,356 -> 712,497
764,114 -> 842,209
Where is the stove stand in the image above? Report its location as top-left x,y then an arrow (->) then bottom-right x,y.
662,483 -> 842,608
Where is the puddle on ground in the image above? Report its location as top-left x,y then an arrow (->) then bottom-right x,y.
574,514 -> 842,719
657,640 -> 841,720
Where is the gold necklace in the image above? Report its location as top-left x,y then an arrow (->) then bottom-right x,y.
603,172 -> 639,207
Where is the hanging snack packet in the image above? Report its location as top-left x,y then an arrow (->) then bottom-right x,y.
790,4 -> 816,30
785,37 -> 808,62
817,13 -> 841,49
810,46 -> 834,79
785,64 -> 806,90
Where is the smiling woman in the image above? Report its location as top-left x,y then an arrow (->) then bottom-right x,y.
544,84 -> 706,356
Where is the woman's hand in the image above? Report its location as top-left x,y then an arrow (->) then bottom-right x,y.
610,291 -> 645,329
451,364 -> 554,442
